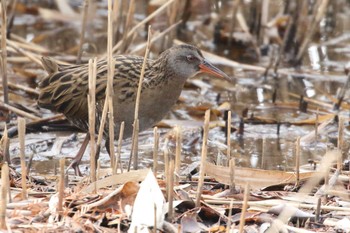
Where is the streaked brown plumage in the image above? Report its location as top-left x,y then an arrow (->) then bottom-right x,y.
38,44 -> 228,174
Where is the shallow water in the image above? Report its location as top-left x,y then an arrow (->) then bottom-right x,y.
2,0 -> 350,176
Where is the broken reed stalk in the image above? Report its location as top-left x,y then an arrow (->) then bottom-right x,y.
18,117 -> 27,200
57,158 -> 65,213
0,163 -> 9,229
295,136 -> 301,187
88,58 -> 97,183
76,0 -> 89,64
167,159 -> 174,221
229,158 -> 235,193
226,199 -> 233,233
337,117 -> 344,170
227,0 -> 241,47
195,109 -> 210,207
111,0 -> 175,54
2,125 -> 10,164
107,0 -> 116,174
315,108 -> 319,142
129,25 -> 152,171
238,183 -> 249,233
260,0 -> 269,45
166,0 -> 179,48
226,110 -> 232,161
119,0 -> 135,53
163,138 -> 169,196
116,121 -> 125,173
315,197 -> 321,222
295,0 -> 329,64
175,126 -> 182,182
130,119 -> 139,170
0,102 -> 40,121
153,126 -> 159,176
1,0 -> 8,105
261,137 -> 266,168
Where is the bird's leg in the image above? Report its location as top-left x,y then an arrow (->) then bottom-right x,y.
66,133 -> 90,176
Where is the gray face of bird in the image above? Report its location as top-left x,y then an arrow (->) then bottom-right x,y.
167,46 -> 204,80
167,45 -> 229,81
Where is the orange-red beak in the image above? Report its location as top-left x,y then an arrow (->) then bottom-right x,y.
199,59 -> 229,80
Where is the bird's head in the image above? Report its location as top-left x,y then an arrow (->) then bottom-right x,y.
162,44 -> 229,81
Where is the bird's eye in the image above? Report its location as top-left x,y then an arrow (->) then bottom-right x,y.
186,55 -> 195,62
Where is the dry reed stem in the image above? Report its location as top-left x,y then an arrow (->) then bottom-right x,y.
337,117 -> 344,170
57,158 -> 65,213
227,0 -> 241,47
76,0 -> 90,64
153,126 -> 159,176
315,197 -> 321,222
196,109 -> 210,207
238,183 -> 249,233
18,117 -> 27,200
6,40 -> 42,66
204,199 -> 350,212
0,163 -> 9,229
116,121 -> 125,173
111,0 -> 120,44
1,0 -> 8,104
130,20 -> 182,55
295,0 -> 329,63
295,136 -> 301,187
175,126 -> 182,181
0,102 -> 41,121
107,0 -> 116,174
167,159 -> 174,221
88,58 -> 97,183
111,0 -> 175,54
130,118 -> 139,170
2,125 -> 10,164
129,25 -> 152,170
